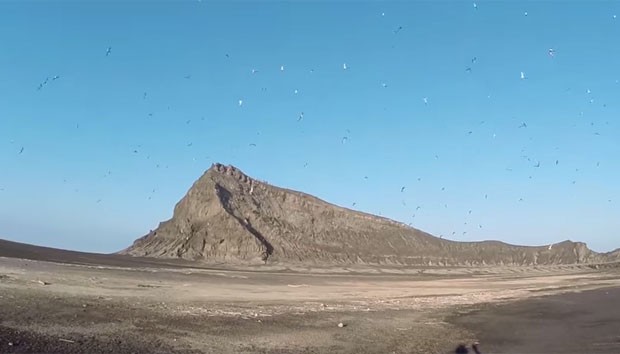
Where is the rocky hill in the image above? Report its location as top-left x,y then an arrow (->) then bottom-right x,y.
121,163 -> 609,266
605,248 -> 620,260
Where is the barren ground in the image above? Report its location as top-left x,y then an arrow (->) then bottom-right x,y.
1,251 -> 619,353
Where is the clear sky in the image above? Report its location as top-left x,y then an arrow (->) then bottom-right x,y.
1,1 -> 619,253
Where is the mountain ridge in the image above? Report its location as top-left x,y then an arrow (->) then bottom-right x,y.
121,163 -> 610,266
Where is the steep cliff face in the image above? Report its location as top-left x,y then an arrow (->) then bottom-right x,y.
121,163 -> 607,266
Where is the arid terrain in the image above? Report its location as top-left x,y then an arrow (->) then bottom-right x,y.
1,240 -> 620,353
123,164 -> 619,267
2,164 -> 620,353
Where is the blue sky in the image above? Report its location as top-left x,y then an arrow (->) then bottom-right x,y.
1,1 -> 619,253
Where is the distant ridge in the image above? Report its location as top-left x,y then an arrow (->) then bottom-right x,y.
121,163 -> 610,266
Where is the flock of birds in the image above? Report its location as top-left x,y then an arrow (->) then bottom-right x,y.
6,4 -> 618,244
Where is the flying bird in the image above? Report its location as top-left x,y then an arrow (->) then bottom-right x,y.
249,143 -> 257,147
518,122 -> 527,128
520,71 -> 526,80
534,161 -> 540,168
298,112 -> 304,121
473,2 -> 478,9
341,136 -> 348,144
548,48 -> 555,57
394,26 -> 403,34
238,99 -> 243,107
343,63 -> 347,70
280,65 -> 285,71
106,47 -> 112,56
423,97 -> 428,105
18,147 -> 24,154
401,186 -> 405,192
52,75 -> 60,81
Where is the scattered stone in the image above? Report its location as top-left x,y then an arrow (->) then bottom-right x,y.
338,322 -> 345,328
37,280 -> 50,286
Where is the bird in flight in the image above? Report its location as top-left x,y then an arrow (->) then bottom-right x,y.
343,63 -> 348,70
298,112 -> 304,122
19,147 -> 24,154
518,122 -> 527,128
106,47 -> 112,56
394,26 -> 403,34
401,186 -> 405,192
520,71 -> 526,80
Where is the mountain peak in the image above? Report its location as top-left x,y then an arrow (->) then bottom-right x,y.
121,165 -> 609,266
208,163 -> 253,182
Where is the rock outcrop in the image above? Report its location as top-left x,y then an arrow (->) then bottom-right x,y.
121,163 -> 609,266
